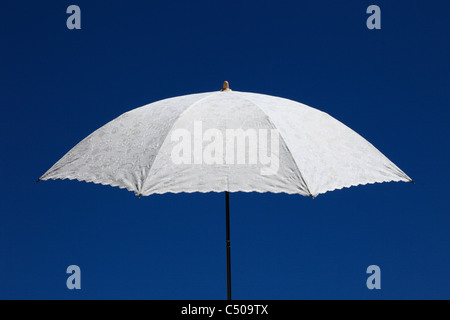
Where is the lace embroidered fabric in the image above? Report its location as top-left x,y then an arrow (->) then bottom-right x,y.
40,90 -> 411,197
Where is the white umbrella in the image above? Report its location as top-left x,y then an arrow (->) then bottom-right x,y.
39,81 -> 412,299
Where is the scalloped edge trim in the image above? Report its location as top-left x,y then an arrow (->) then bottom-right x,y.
39,175 -> 412,198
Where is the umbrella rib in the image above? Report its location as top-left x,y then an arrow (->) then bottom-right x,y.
237,94 -> 315,198
138,92 -> 219,195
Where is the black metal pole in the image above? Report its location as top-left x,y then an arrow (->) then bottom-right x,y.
226,191 -> 231,300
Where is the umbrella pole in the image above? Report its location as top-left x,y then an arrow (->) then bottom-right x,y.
226,191 -> 231,300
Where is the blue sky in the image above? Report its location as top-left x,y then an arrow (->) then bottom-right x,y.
1,0 -> 449,299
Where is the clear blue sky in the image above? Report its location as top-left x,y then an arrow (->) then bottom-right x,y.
1,0 -> 449,299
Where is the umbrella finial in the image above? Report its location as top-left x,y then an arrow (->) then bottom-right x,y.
221,81 -> 231,91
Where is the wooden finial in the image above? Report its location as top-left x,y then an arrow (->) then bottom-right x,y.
221,81 -> 231,91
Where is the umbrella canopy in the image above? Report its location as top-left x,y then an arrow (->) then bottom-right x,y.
39,82 -> 411,197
